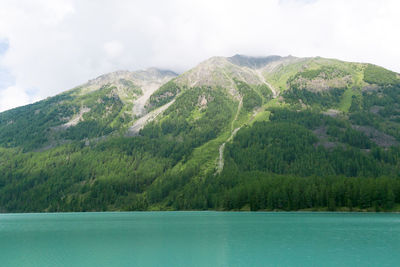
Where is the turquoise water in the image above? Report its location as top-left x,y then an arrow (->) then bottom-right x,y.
0,212 -> 399,266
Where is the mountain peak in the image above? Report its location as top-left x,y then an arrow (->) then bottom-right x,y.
144,67 -> 178,77
79,68 -> 177,97
227,54 -> 282,69
173,56 -> 266,94
87,68 -> 177,86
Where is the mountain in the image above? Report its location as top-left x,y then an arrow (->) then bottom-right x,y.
0,68 -> 177,151
1,55 -> 400,212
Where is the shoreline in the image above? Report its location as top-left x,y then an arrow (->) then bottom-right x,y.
1,208 -> 400,215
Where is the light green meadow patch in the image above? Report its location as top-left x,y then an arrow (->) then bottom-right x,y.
188,108 -> 204,122
338,87 -> 362,113
251,110 -> 271,125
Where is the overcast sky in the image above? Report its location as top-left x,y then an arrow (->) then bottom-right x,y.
0,0 -> 399,111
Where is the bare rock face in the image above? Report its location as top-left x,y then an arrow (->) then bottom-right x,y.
323,109 -> 341,117
62,106 -> 91,128
198,95 -> 208,108
288,66 -> 353,92
295,76 -> 352,92
129,70 -> 177,117
77,68 -> 177,118
170,55 -> 300,100
82,68 -> 177,97
173,57 -> 265,96
362,84 -> 380,92
197,94 -> 214,110
352,125 -> 398,148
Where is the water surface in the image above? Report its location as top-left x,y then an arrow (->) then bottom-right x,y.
0,212 -> 399,266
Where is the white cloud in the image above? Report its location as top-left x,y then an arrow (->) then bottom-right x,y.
104,41 -> 124,59
0,0 -> 399,111
0,85 -> 31,112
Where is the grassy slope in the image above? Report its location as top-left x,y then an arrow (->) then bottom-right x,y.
263,57 -> 372,116
264,57 -> 365,93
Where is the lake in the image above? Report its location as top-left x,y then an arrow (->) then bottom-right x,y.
0,212 -> 399,266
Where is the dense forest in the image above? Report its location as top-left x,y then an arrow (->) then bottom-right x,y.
2,104 -> 400,212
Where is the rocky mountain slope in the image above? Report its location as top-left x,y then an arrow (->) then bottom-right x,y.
0,68 -> 177,150
1,55 -> 400,212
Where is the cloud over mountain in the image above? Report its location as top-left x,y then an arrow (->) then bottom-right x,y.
0,0 -> 399,111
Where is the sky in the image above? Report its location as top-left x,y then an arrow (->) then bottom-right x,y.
0,0 -> 399,112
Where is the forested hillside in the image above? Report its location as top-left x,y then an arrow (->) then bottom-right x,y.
1,55 -> 400,212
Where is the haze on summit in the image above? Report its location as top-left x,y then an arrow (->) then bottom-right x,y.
0,0 -> 399,111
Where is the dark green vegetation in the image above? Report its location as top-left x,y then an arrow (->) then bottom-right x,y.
0,93 -> 75,150
148,81 -> 182,110
0,86 -> 237,212
0,85 -> 134,151
234,79 -> 264,111
1,56 -> 400,212
283,87 -> 345,108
